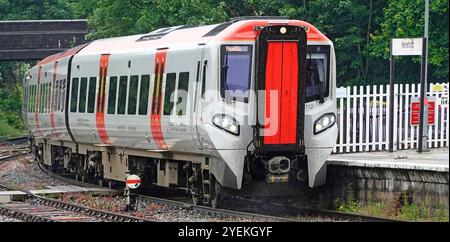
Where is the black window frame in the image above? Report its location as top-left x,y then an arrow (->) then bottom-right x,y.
305,45 -> 331,103
87,77 -> 97,113
163,73 -> 177,115
108,76 -> 118,114
117,75 -> 128,115
220,44 -> 253,103
61,79 -> 66,112
70,78 -> 79,113
138,75 -> 150,115
127,75 -> 139,115
176,72 -> 190,116
78,77 -> 88,113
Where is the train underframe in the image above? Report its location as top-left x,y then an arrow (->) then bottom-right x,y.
31,136 -> 309,208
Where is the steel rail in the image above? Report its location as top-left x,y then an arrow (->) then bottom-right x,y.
0,181 -> 152,222
38,163 -> 299,222
30,145 -> 406,222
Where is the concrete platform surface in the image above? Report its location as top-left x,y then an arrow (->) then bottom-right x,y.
327,148 -> 449,172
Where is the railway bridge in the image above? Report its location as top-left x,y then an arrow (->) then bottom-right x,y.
0,19 -> 88,61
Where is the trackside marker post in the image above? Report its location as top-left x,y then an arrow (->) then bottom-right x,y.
124,174 -> 141,211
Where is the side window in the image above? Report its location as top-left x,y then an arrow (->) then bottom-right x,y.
61,79 -> 66,112
70,78 -> 79,112
87,77 -> 97,113
55,80 -> 60,112
78,77 -> 88,113
163,73 -> 176,115
30,85 -> 34,113
108,76 -> 118,114
201,61 -> 207,99
43,83 -> 47,113
176,72 -> 189,116
41,83 -> 45,113
47,83 -> 51,113
127,75 -> 138,115
138,75 -> 150,115
117,76 -> 128,114
57,80 -> 61,112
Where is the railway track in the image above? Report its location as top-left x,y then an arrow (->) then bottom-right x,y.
37,162 -> 402,222
0,135 -> 30,162
37,163 -> 300,222
0,136 -> 403,222
0,182 -> 152,222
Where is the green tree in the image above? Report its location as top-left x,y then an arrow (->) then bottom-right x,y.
369,0 -> 449,83
84,0 -> 228,40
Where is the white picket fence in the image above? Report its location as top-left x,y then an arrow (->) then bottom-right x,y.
333,82 -> 449,153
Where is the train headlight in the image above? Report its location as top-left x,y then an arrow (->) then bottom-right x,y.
212,114 -> 240,136
314,113 -> 336,134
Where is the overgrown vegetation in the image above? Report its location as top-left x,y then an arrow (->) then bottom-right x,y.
335,198 -> 449,222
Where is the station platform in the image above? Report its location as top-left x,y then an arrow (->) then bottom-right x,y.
327,148 -> 449,172
0,185 -> 119,203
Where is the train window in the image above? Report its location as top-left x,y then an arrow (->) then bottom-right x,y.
30,85 -> 35,112
220,45 -> 252,103
138,75 -> 150,115
43,83 -> 48,113
57,80 -> 62,112
176,72 -> 189,116
70,78 -> 79,112
201,61 -> 207,99
108,77 -> 118,114
41,84 -> 45,113
30,85 -> 34,113
54,80 -> 59,112
306,45 -> 330,102
117,76 -> 128,114
47,83 -> 51,113
78,77 -> 88,113
43,83 -> 47,113
163,73 -> 176,115
61,79 -> 66,112
87,77 -> 97,113
127,75 -> 139,115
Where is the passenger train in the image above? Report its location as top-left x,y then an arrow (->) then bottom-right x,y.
22,17 -> 338,207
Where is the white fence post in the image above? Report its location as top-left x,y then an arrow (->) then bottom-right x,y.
334,82 -> 448,153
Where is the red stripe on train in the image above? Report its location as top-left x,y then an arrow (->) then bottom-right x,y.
150,50 -> 168,150
50,61 -> 58,137
95,54 -> 111,144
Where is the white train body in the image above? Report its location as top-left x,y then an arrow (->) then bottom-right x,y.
22,18 -> 338,203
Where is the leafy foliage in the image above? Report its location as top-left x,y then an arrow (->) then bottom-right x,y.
0,0 -> 448,133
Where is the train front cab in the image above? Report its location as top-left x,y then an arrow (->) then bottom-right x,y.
243,24 -> 337,191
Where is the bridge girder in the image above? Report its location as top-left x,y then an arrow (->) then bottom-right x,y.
0,19 -> 88,61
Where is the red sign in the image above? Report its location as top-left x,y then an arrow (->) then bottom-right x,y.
411,102 -> 420,125
411,99 -> 435,126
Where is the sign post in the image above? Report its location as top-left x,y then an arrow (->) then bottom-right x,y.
418,0 -> 430,153
124,174 -> 141,212
389,38 -> 423,152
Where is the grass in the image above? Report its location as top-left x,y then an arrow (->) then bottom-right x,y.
335,199 -> 449,222
0,118 -> 24,138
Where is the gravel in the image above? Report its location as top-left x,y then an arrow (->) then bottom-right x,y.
59,193 -> 273,222
0,215 -> 22,222
0,155 -> 68,190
